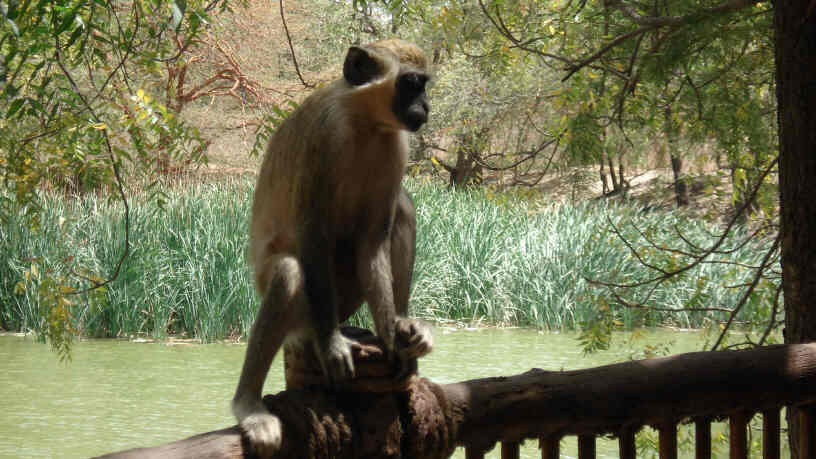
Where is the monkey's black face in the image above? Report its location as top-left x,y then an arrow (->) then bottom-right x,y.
394,71 -> 429,132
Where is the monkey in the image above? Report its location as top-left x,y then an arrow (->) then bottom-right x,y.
232,39 -> 434,454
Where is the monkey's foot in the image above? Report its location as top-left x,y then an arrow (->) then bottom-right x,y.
394,318 -> 434,380
233,397 -> 283,455
314,330 -> 358,384
396,317 -> 434,359
240,411 -> 283,455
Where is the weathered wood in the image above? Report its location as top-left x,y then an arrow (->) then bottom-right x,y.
800,406 -> 814,459
96,343 -> 816,459
618,426 -> 636,459
444,343 -> 816,445
762,408 -> 780,459
539,436 -> 559,459
577,434 -> 595,459
94,427 -> 245,459
658,422 -> 677,459
695,417 -> 712,459
729,411 -> 750,459
500,441 -> 519,459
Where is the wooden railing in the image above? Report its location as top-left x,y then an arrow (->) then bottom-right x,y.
468,407 -> 805,458
97,341 -> 816,459
460,343 -> 816,459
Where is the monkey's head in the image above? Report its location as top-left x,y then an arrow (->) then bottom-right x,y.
342,39 -> 430,132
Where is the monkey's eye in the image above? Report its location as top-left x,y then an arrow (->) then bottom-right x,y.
399,72 -> 428,93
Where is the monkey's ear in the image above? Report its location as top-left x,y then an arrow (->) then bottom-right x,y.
343,46 -> 380,86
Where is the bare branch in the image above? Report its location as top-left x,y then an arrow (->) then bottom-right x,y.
280,0 -> 313,89
608,0 -> 765,27
53,32 -> 130,296
710,234 -> 780,350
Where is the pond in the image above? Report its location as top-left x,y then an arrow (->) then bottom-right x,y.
0,328 -> 732,458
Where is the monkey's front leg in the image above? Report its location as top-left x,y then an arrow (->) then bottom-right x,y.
232,255 -> 304,455
391,192 -> 434,368
358,239 -> 399,358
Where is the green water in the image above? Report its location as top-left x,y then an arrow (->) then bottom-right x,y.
0,328 -> 734,458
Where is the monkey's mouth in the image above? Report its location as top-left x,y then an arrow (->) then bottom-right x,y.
400,105 -> 429,132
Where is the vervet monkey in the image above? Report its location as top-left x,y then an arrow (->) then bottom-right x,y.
233,39 -> 434,454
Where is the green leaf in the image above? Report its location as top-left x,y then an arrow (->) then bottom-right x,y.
170,0 -> 186,30
5,18 -> 20,36
65,21 -> 84,47
6,97 -> 24,118
56,7 -> 77,34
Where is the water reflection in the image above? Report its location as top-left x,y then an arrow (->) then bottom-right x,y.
0,329 -> 711,458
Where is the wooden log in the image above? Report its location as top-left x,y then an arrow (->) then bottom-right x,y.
94,427 -> 245,459
96,343 -> 816,459
443,343 -> 816,445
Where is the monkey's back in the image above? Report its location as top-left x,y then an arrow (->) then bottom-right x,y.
248,79 -> 408,289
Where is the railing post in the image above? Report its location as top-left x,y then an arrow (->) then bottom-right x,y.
465,446 -> 485,459
539,436 -> 560,459
501,441 -> 520,459
729,411 -> 751,459
762,408 -> 780,459
578,434 -> 595,459
658,422 -> 677,459
695,417 -> 712,459
800,406 -> 814,459
619,426 -> 636,459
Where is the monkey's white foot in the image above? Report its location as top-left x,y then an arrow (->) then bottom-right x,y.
233,398 -> 283,455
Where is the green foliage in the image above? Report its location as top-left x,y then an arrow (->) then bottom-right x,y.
0,179 -> 779,340
249,100 -> 298,158
1,179 -> 255,341
0,0 -> 233,352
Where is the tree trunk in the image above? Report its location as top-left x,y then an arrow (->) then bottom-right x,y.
607,155 -> 619,191
670,154 -> 688,206
665,106 -> 689,207
773,1 -> 816,456
599,159 -> 609,194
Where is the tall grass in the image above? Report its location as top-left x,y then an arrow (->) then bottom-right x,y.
1,179 -> 257,341
410,181 -> 776,330
0,177 -> 776,340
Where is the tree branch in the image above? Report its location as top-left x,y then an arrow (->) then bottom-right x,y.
280,0 -> 313,89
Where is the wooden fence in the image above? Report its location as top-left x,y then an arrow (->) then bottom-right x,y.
474,407 -> 809,458
98,341 -> 816,459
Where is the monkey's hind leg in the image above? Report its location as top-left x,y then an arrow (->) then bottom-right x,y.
232,255 -> 306,455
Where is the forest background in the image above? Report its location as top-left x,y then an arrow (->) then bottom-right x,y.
5,0 -> 816,455
0,0 -> 785,354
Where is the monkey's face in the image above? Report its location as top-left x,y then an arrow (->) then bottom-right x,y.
343,41 -> 431,132
393,71 -> 430,132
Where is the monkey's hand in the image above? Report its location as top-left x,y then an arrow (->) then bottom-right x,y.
313,329 -> 358,384
394,318 -> 434,379
232,396 -> 282,455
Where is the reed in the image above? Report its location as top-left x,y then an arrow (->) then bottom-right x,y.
0,177 -> 776,339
